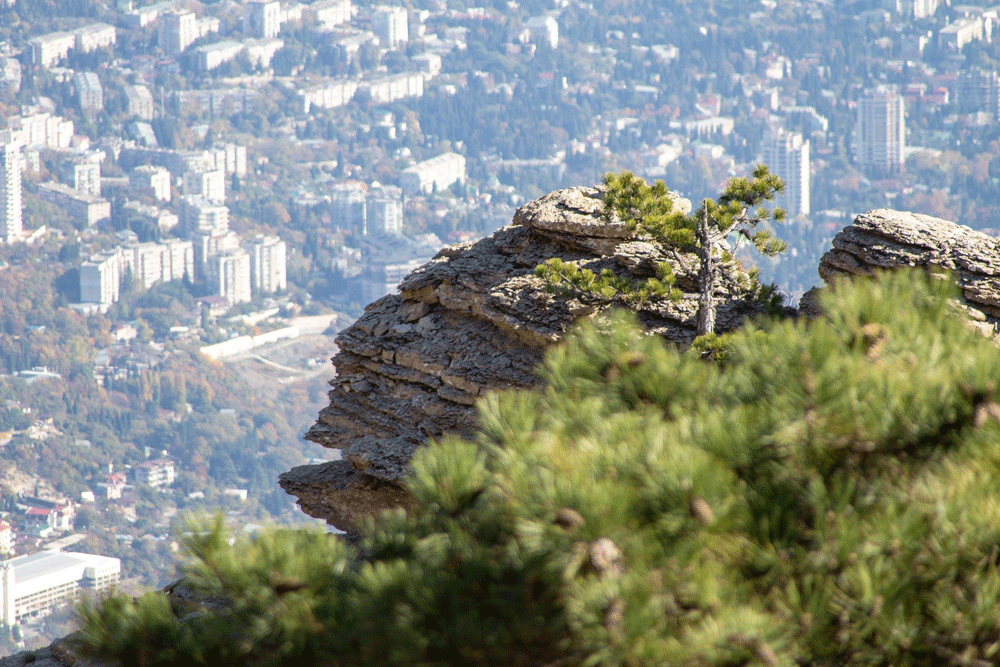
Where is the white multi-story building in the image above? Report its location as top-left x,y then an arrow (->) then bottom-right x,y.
329,182 -> 368,232
939,17 -> 985,51
124,0 -> 176,28
247,235 -> 287,293
184,168 -> 225,204
855,88 -> 905,177
162,238 -> 194,281
59,157 -> 102,197
372,6 -> 408,49
73,72 -> 103,117
412,52 -> 441,78
400,152 -> 466,196
308,0 -> 351,29
6,112 -> 74,150
211,250 -> 252,304
29,32 -> 76,68
216,143 -> 248,178
0,522 -> 13,556
124,84 -> 155,120
121,241 -> 169,289
192,230 -> 240,281
130,165 -> 171,201
245,0 -> 282,38
526,15 -> 559,49
761,128 -> 810,218
80,251 -> 121,307
74,23 -> 116,53
122,201 -> 178,233
37,182 -> 110,227
159,10 -> 198,56
134,459 -> 175,487
178,196 -> 229,236
0,143 -> 22,243
194,41 -> 243,71
0,58 -> 21,100
367,187 -> 403,235
299,79 -> 358,112
0,552 -> 120,626
244,38 -> 284,68
957,68 -> 1000,120
360,72 -> 423,104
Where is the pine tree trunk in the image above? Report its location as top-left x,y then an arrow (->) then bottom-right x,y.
697,207 -> 715,337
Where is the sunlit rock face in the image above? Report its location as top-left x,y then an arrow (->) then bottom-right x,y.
280,185 -> 774,532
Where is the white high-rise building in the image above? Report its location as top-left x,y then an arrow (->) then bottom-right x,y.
124,84 -> 155,120
372,6 -> 408,49
184,168 -> 225,204
0,143 -> 22,243
60,157 -> 102,197
73,72 -> 103,118
367,187 -> 403,235
80,251 -> 121,307
130,165 -> 171,201
855,88 -> 905,177
247,235 -> 287,294
245,0 -> 281,39
761,128 -> 810,218
329,182 -> 368,233
178,196 -> 229,236
159,11 -> 198,56
211,249 -> 252,304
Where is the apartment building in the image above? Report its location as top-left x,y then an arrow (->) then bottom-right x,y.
855,88 -> 906,177
399,152 -> 466,195
133,459 -> 175,487
247,235 -> 287,294
761,127 -> 810,218
0,143 -> 22,243
0,552 -> 120,626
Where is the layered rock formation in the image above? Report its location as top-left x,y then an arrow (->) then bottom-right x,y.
280,186 -> 776,531
818,208 -> 1000,331
285,201 -> 1000,532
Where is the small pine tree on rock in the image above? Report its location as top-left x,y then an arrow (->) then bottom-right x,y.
536,168 -> 786,334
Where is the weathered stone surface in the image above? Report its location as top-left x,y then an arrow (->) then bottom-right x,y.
818,209 -> 1000,329
280,186 -> 772,532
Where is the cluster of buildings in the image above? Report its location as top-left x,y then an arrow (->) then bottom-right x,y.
79,228 -> 286,310
28,23 -> 116,68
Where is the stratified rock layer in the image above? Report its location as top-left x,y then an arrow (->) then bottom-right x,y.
280,186 -> 774,531
818,209 -> 1000,329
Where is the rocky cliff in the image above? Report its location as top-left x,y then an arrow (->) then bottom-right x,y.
817,208 -> 1000,334
282,199 -> 1000,533
279,186 -> 776,532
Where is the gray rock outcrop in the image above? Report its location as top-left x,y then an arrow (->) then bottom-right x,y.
280,186 -> 776,531
818,208 -> 1000,330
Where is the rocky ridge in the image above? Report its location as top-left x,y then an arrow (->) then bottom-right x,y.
279,186 -> 776,532
817,208 -> 1000,333
285,201 -> 1000,533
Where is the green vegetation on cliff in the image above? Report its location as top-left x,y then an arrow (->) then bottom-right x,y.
77,269 -> 1000,666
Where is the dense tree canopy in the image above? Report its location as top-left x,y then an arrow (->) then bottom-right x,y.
77,269 -> 1000,666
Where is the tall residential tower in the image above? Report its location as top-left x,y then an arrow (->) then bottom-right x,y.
855,88 -> 906,177
761,128 -> 810,218
0,143 -> 22,243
